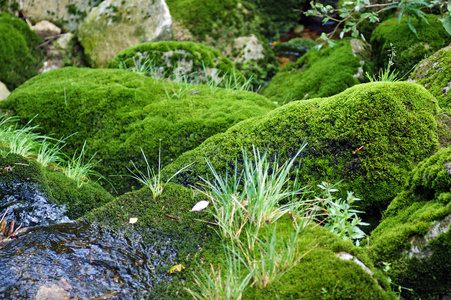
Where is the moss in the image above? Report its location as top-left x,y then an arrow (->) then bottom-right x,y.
261,39 -> 370,104
243,221 -> 395,299
108,41 -> 239,79
370,14 -> 451,79
273,37 -> 318,55
162,82 -> 438,215
0,153 -> 113,219
410,45 -> 451,114
0,12 -> 44,91
0,67 -> 276,195
369,147 -> 451,299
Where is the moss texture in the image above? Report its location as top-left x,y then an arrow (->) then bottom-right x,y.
108,41 -> 240,80
0,153 -> 113,219
0,12 -> 43,91
243,220 -> 395,300
162,82 -> 438,214
83,182 -> 395,299
370,14 -> 451,80
166,0 -> 278,85
261,39 -> 370,104
0,67 -> 276,195
369,147 -> 451,299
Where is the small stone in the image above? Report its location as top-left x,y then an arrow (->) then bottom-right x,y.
32,21 -> 61,39
36,283 -> 70,300
0,81 -> 10,100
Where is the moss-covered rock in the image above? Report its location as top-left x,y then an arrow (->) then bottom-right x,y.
370,14 -> 451,79
369,147 -> 451,299
0,67 -> 276,195
108,41 -> 239,81
162,82 -> 438,215
243,221 -> 396,299
273,37 -> 318,57
261,38 -> 371,104
166,0 -> 278,85
0,153 -> 113,220
0,12 -> 44,91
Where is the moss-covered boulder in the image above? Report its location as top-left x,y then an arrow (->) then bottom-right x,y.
108,41 -> 239,82
409,44 -> 451,113
370,14 -> 451,79
261,38 -> 371,104
162,81 -> 438,214
0,153 -> 113,220
0,12 -> 43,91
166,0 -> 278,85
369,147 -> 451,299
77,0 -> 172,68
0,67 -> 276,195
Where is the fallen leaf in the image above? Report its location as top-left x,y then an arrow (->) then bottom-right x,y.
129,218 -> 138,224
191,200 -> 209,212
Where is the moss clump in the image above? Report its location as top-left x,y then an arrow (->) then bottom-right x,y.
0,153 -> 113,219
370,14 -> 451,79
0,12 -> 44,91
0,67 -> 276,195
369,147 -> 451,299
262,39 -> 370,104
162,82 -> 438,215
242,219 -> 395,299
108,41 -> 239,80
82,182 -> 221,298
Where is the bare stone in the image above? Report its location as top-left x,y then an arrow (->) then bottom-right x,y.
335,251 -> 374,276
0,82 -> 10,101
32,21 -> 61,39
224,34 -> 265,65
35,284 -> 70,300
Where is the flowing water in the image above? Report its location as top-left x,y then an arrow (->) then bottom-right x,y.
0,182 -> 177,299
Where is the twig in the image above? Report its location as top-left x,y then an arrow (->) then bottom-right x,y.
165,214 -> 178,220
194,218 -> 218,226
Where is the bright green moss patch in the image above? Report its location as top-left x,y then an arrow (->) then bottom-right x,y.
370,14 -> 451,79
162,82 -> 438,215
0,12 -> 44,91
0,153 -> 113,219
0,67 -> 276,195
369,147 -> 451,299
243,220 -> 395,299
108,41 -> 239,79
261,39 -> 370,104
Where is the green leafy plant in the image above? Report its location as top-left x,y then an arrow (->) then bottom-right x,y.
317,182 -> 369,245
127,139 -> 193,200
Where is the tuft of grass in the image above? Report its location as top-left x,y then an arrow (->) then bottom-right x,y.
127,139 -> 193,200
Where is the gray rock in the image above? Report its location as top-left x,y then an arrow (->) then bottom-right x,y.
224,34 -> 265,65
77,0 -> 172,68
0,82 -> 10,100
20,0 -> 101,32
32,21 -> 61,40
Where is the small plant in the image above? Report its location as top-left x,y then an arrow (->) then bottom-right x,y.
317,182 -> 369,245
36,135 -> 73,168
61,141 -> 100,188
127,139 -> 193,200
118,56 -> 162,78
366,43 -> 400,82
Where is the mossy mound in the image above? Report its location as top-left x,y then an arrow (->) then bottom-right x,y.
0,153 -> 113,220
261,38 -> 371,104
162,82 -> 438,214
242,220 -> 395,299
83,183 -> 395,299
0,12 -> 43,91
370,14 -> 451,79
0,67 -> 276,195
369,147 -> 451,299
108,41 -> 239,81
166,0 -> 278,85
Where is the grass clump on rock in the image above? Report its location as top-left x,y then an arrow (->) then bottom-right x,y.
0,67 -> 276,195
162,81 -> 438,216
0,12 -> 44,91
261,38 -> 371,104
369,147 -> 451,299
